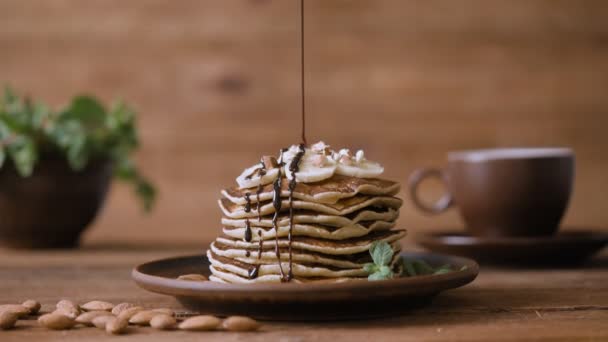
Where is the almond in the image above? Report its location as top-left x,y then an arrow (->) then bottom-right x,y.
150,314 -> 176,330
0,304 -> 29,317
22,299 -> 41,315
129,310 -> 157,326
178,315 -> 221,331
152,308 -> 175,316
56,300 -> 80,319
111,302 -> 137,316
0,311 -> 18,330
222,316 -> 260,332
177,274 -> 208,281
81,300 -> 114,312
38,313 -> 75,330
75,311 -> 113,326
92,315 -> 115,329
116,306 -> 144,321
106,316 -> 128,335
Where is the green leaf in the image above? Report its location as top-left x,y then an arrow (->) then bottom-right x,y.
403,260 -> 417,277
61,96 -> 106,129
0,147 -> 5,168
8,136 -> 37,177
363,263 -> 378,274
370,241 -> 394,266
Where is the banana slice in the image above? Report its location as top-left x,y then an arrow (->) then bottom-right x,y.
283,147 -> 337,183
335,160 -> 384,178
236,164 -> 279,189
334,150 -> 384,178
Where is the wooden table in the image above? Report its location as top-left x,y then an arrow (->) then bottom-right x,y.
1,242 -> 606,341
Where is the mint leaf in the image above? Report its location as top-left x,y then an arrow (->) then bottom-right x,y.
365,242 -> 396,281
370,241 -> 394,266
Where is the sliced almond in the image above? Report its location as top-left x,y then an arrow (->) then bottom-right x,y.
129,310 -> 157,326
222,316 -> 260,332
81,300 -> 114,312
0,304 -> 29,317
177,274 -> 208,281
106,316 -> 128,335
261,156 -> 279,169
150,314 -> 176,330
56,300 -> 80,319
21,299 -> 41,315
38,313 -> 75,330
111,302 -> 137,316
178,315 -> 221,331
0,311 -> 18,330
116,306 -> 144,321
151,308 -> 175,316
92,315 -> 115,329
75,311 -> 113,326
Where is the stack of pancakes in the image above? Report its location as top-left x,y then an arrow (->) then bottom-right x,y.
208,171 -> 405,284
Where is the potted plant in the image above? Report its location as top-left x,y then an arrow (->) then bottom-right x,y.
0,88 -> 155,248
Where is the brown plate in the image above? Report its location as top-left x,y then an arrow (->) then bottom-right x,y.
132,252 -> 478,321
416,230 -> 608,266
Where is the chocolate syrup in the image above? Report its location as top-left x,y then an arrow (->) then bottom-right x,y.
285,143 -> 306,281
255,184 -> 263,221
257,230 -> 263,259
244,193 -> 251,213
245,250 -> 251,257
271,152 -> 287,281
244,219 -> 252,242
300,0 -> 307,146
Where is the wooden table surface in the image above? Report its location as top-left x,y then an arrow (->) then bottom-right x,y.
1,242 -> 606,342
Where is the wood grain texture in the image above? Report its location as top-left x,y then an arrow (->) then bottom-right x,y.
0,245 -> 606,341
0,0 -> 607,245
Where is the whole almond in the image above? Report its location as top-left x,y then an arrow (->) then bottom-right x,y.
76,311 -> 113,326
178,315 -> 221,331
81,300 -> 114,312
152,308 -> 175,316
177,274 -> 208,281
129,310 -> 157,326
92,315 -> 115,329
22,299 -> 41,315
38,313 -> 75,330
111,302 -> 137,316
56,300 -> 80,319
106,316 -> 128,335
150,314 -> 176,330
0,311 -> 18,330
0,304 -> 29,317
117,306 -> 144,321
222,316 -> 260,331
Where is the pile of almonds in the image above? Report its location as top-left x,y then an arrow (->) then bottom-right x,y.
0,299 -> 260,334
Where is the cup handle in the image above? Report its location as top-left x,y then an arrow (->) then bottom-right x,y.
408,168 -> 454,214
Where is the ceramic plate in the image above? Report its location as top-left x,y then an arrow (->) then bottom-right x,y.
416,230 -> 608,266
132,252 -> 478,321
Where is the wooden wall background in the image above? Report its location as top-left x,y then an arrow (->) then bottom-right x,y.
0,0 -> 607,246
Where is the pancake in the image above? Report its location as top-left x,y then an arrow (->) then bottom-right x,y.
223,174 -> 400,205
209,265 -> 360,284
219,195 -> 403,219
221,207 -> 399,228
222,220 -> 395,241
210,240 -> 401,269
214,229 -> 406,256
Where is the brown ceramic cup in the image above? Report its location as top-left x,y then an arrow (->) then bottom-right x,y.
408,148 -> 574,237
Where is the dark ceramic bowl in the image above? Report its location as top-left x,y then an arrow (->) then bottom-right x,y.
0,156 -> 112,248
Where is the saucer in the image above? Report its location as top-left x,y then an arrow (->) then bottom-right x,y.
132,252 -> 478,321
416,230 -> 608,266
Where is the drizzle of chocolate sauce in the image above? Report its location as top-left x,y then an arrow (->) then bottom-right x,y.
271,148 -> 287,281
244,219 -> 252,242
255,184 -> 263,221
248,265 -> 260,279
286,143 -> 306,281
245,250 -> 251,258
244,192 -> 252,213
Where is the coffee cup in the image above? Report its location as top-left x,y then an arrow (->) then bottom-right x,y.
408,148 -> 574,237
